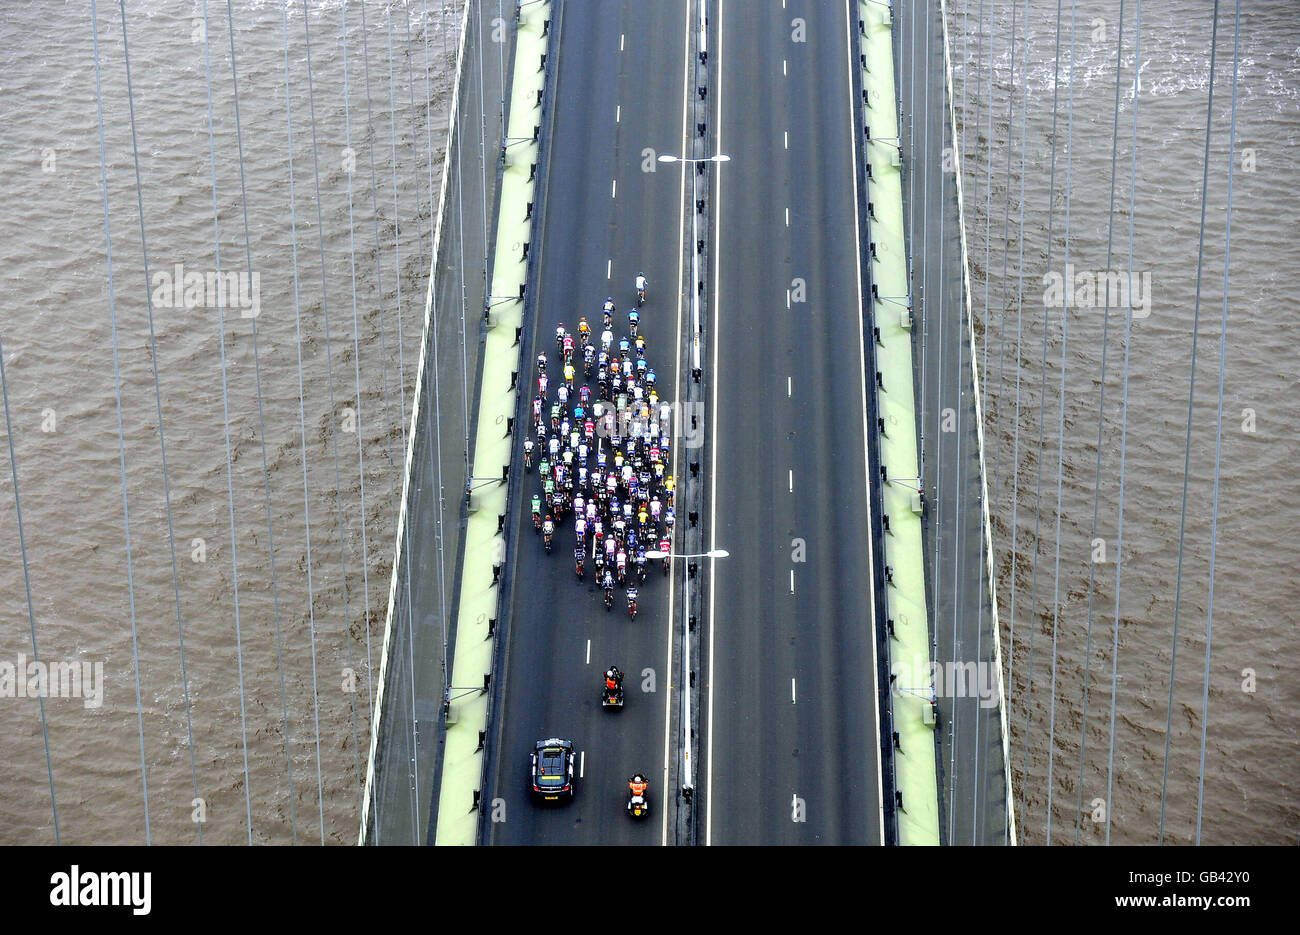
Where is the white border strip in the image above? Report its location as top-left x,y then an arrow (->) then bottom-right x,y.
937,0 -> 1017,846
359,0 -> 474,846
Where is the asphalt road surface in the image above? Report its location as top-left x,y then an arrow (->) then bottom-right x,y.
485,0 -> 692,845
486,0 -> 889,846
699,0 -> 885,846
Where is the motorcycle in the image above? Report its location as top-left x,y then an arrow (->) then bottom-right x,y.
601,684 -> 624,709
627,778 -> 649,819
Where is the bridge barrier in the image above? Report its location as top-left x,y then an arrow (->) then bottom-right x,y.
854,0 -> 941,846
360,0 -> 510,845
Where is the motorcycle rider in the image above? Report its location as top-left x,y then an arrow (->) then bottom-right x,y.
605,665 -> 623,691
629,774 -> 647,796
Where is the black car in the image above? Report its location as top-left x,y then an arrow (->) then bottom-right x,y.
531,738 -> 576,803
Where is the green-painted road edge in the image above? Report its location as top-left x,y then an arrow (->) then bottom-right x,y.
433,1 -> 551,847
857,0 -> 940,846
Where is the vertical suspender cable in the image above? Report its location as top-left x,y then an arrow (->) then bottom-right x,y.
0,332 -> 59,843
341,0 -> 377,737
93,0 -> 194,846
1159,0 -> 1221,846
302,0 -> 364,823
385,2 -> 422,846
1044,0 -> 1077,844
1194,0 -> 1241,846
223,0 -> 298,844
1001,0 -> 1031,847
419,0 -> 452,681
1020,0 -> 1067,832
1104,0 -> 1145,848
359,0 -> 402,539
280,0 -> 327,844
1074,0 -> 1128,844
119,0 -> 209,844
200,0 -> 255,843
